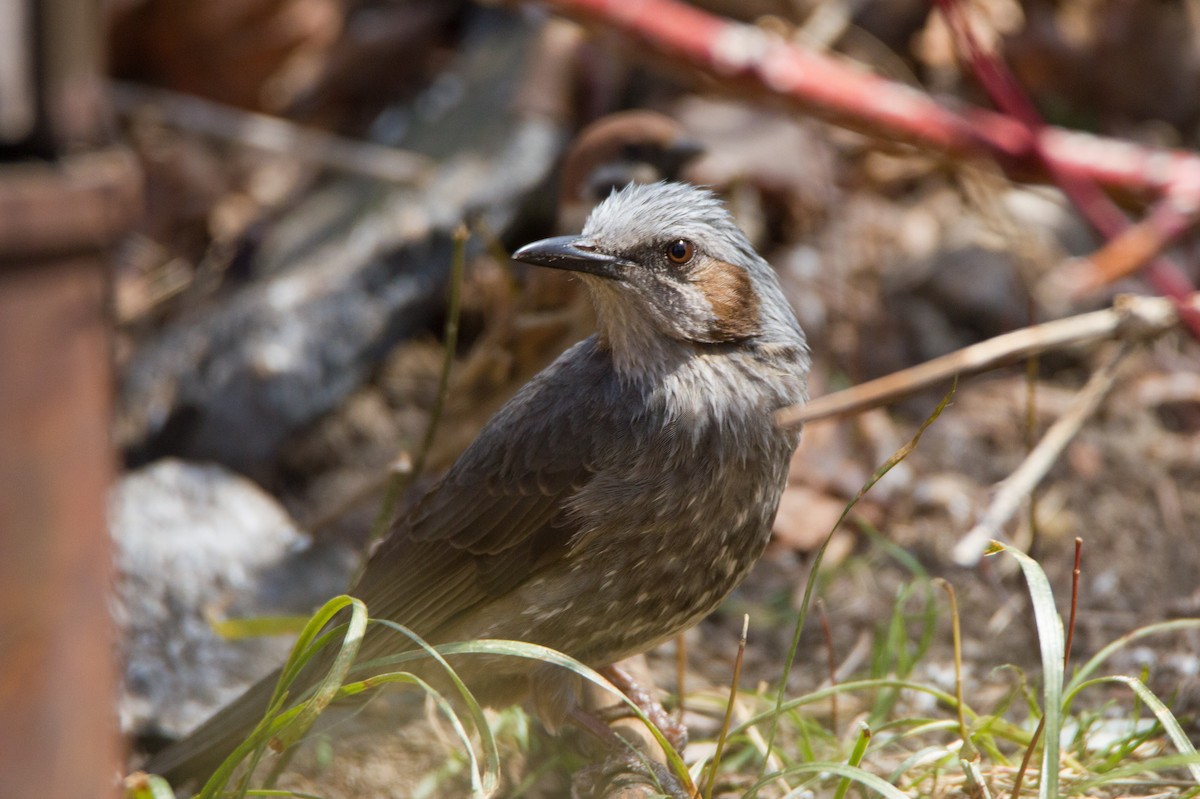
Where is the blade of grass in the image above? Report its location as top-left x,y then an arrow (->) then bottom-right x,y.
1068,618 -> 1200,691
832,723 -> 872,799
705,614 -> 750,799
962,756 -> 994,799
933,579 -> 974,761
1066,675 -> 1200,784
748,761 -> 911,799
816,599 -> 838,737
371,620 -> 500,795
737,677 -> 972,740
270,599 -> 367,753
763,379 -> 957,772
211,615 -> 313,639
1072,752 -> 1200,791
359,637 -> 696,793
350,671 -> 488,797
991,542 -> 1064,799
887,745 -> 959,784
272,596 -> 366,708
1012,538 -> 1083,799
198,596 -> 367,799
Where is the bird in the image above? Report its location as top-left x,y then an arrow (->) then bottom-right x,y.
146,180 -> 810,785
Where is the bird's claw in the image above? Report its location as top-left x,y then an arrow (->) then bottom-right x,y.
599,665 -> 688,751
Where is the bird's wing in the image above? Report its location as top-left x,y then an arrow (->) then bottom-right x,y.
145,364 -> 610,782
350,340 -> 621,644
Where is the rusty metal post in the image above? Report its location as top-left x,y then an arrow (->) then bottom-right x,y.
0,0 -> 143,797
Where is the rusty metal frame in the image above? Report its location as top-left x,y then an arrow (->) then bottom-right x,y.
0,1 -> 143,796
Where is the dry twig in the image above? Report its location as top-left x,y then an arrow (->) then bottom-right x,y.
775,294 -> 1194,427
111,82 -> 432,185
954,347 -> 1130,566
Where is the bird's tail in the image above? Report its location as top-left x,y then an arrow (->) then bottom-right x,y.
144,666 -> 285,788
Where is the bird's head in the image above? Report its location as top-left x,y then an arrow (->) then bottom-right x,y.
513,182 -> 803,369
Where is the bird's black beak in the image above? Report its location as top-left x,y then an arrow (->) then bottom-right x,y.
512,236 -> 628,280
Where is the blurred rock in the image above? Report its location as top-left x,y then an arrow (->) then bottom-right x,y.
864,185 -> 1093,382
1001,186 -> 1095,258
907,246 -> 1029,351
111,458 -> 355,742
117,8 -> 567,474
118,233 -> 450,475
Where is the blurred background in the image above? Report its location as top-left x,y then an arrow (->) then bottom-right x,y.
2,0 -> 1199,796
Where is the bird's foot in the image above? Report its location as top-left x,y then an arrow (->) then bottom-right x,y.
570,752 -> 689,799
597,664 -> 688,752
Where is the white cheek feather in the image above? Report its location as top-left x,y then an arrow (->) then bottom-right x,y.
583,277 -> 677,381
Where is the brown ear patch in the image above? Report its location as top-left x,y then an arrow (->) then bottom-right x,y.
696,259 -> 761,340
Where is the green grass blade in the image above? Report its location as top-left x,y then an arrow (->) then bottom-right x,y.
748,761 -> 909,799
833,723 -> 872,799
271,598 -> 367,752
370,620 -> 500,796
735,677 -> 968,738
195,596 -> 365,799
764,380 -> 956,773
1067,618 -> 1200,691
1066,675 -> 1200,785
344,671 -> 487,797
210,615 -> 313,639
993,543 -> 1063,799
1072,752 -> 1200,791
271,596 -> 364,710
357,637 -> 695,793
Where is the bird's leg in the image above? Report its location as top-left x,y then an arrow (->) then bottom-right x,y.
569,753 -> 690,799
567,703 -> 690,799
596,663 -> 688,751
567,703 -> 630,748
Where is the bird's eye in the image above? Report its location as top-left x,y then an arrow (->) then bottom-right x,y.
665,239 -> 694,265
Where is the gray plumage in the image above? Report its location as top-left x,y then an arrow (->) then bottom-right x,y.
148,181 -> 809,783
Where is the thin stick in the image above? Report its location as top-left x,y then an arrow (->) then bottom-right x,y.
354,225 -> 468,582
775,294 -> 1190,428
954,346 -> 1130,566
1077,180 -> 1200,295
704,614 -> 749,799
934,579 -> 974,761
1024,339 -> 1041,559
110,81 -> 431,185
816,598 -> 838,736
1012,715 -> 1044,799
1065,538 -> 1082,666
